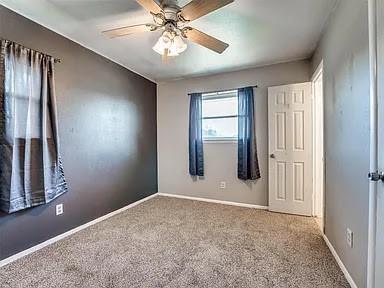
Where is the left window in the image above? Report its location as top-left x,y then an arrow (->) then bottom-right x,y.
0,40 -> 68,213
202,90 -> 238,141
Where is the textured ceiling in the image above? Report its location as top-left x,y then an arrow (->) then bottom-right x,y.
0,0 -> 337,81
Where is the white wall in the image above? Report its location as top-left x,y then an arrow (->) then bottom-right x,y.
157,60 -> 310,206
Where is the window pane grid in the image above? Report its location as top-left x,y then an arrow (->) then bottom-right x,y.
203,115 -> 237,120
201,90 -> 238,140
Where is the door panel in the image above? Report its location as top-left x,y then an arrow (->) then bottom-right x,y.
376,0 -> 384,286
268,83 -> 313,216
276,162 -> 286,200
293,162 -> 304,201
275,112 -> 286,150
293,111 -> 304,150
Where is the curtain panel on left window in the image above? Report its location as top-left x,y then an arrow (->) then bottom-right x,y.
0,39 -> 68,213
189,93 -> 204,177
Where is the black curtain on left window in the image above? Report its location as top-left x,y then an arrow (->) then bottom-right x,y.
0,39 -> 68,213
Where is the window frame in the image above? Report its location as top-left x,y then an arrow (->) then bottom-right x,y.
202,90 -> 239,143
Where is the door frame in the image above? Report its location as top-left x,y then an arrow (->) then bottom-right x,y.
311,60 -> 325,232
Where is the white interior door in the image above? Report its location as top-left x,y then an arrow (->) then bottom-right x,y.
268,83 -> 313,216
375,0 -> 384,286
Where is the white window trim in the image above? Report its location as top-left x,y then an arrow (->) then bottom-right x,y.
203,137 -> 238,143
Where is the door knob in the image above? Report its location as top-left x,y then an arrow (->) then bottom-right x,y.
270,154 -> 276,159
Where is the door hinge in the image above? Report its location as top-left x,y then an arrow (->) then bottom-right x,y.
368,171 -> 384,182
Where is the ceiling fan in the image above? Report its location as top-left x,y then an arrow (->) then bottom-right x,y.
103,0 -> 234,60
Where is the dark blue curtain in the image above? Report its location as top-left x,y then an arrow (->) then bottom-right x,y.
189,93 -> 204,176
238,87 -> 261,180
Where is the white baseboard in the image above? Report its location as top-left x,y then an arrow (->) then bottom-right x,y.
158,193 -> 269,210
323,234 -> 358,288
0,193 -> 158,268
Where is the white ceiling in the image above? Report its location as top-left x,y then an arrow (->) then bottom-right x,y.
0,0 -> 337,82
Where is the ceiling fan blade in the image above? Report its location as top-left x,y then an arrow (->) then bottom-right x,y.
103,24 -> 156,38
136,0 -> 163,14
179,0 -> 234,22
183,28 -> 229,54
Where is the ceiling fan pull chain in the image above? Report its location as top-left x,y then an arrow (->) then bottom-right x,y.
162,48 -> 169,64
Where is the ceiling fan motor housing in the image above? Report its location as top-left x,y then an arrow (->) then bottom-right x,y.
160,0 -> 180,22
160,0 -> 180,9
163,7 -> 179,22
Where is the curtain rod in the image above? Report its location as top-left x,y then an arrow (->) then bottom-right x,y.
1,38 -> 61,63
188,85 -> 258,96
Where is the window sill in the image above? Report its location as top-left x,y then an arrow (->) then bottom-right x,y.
203,138 -> 238,144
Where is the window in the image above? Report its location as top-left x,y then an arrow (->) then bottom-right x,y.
202,90 -> 238,141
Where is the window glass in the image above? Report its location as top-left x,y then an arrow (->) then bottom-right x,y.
202,91 -> 238,140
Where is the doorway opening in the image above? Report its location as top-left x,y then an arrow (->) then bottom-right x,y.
312,61 -> 325,232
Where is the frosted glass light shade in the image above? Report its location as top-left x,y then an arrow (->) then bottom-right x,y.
152,32 -> 172,55
152,32 -> 187,57
168,43 -> 180,56
173,35 -> 187,53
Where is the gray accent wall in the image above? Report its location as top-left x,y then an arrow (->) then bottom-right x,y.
157,60 -> 310,206
311,0 -> 370,287
0,6 -> 157,260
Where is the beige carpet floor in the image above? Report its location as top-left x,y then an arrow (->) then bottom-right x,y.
0,196 -> 350,288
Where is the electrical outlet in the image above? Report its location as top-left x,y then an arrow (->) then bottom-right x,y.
220,181 -> 226,189
347,228 -> 353,248
56,204 -> 64,216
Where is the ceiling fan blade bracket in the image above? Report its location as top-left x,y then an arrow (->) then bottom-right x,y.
181,27 -> 193,38
177,12 -> 190,23
151,12 -> 166,26
147,24 -> 159,31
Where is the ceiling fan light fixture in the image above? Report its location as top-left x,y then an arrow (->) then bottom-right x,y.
173,35 -> 187,53
104,0 -> 232,59
168,43 -> 180,57
153,42 -> 179,57
153,30 -> 187,57
152,31 -> 172,55
152,41 -> 166,56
